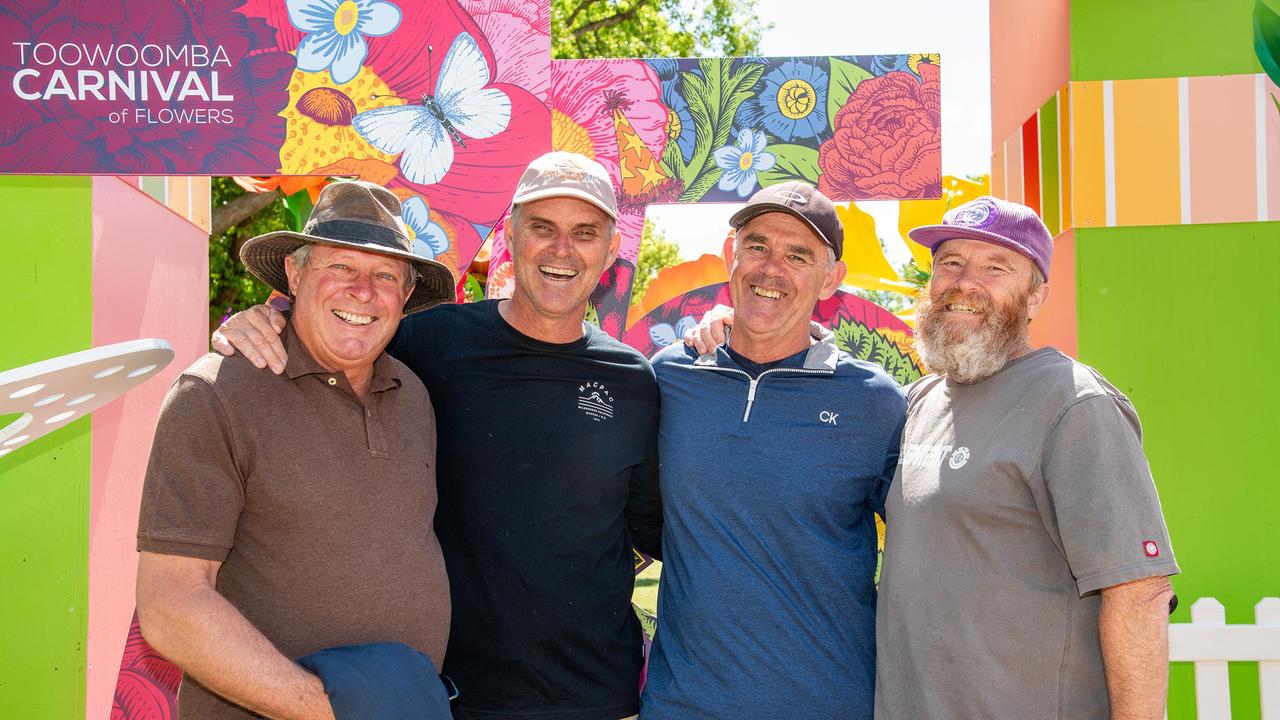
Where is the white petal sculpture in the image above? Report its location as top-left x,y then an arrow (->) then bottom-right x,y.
0,339 -> 174,459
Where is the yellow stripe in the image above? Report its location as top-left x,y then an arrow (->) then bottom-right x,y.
1070,81 -> 1107,227
1112,78 -> 1181,226
1058,85 -> 1073,232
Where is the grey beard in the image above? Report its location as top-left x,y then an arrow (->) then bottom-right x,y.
915,293 -> 1031,384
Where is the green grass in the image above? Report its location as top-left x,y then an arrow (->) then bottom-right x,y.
633,561 -> 661,616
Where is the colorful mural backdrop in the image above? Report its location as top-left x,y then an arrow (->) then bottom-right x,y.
0,0 -> 553,280
487,53 -> 942,335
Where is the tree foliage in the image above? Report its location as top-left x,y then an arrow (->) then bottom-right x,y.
632,220 -> 683,299
209,177 -> 279,335
552,0 -> 765,59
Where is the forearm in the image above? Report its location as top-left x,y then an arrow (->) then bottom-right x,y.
139,583 -> 332,720
1098,575 -> 1174,720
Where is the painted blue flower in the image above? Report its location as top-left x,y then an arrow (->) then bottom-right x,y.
740,59 -> 828,142
402,196 -> 450,260
714,128 -> 776,198
288,0 -> 402,84
868,54 -> 909,75
647,58 -> 679,82
661,79 -> 697,163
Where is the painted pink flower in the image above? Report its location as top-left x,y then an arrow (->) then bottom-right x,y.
818,63 -> 941,199
549,59 -> 668,261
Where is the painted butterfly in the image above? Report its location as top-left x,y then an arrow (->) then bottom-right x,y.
353,32 -> 511,186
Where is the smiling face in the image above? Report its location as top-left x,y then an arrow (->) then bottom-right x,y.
915,237 -> 1049,382
285,243 -> 413,380
727,212 -> 845,362
503,196 -> 619,341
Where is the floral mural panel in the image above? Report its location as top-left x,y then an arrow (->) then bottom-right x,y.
485,54 -> 940,336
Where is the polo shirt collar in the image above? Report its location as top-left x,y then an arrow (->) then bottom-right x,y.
282,320 -> 403,393
694,330 -> 839,373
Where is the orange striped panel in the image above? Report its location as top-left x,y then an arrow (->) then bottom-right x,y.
1006,133 -> 1024,205
1267,77 -> 1280,222
189,177 -> 212,233
992,143 -> 1006,200
1058,85 -> 1073,232
1112,78 -> 1181,226
165,177 -> 190,220
1070,81 -> 1106,227
1187,75 -> 1257,224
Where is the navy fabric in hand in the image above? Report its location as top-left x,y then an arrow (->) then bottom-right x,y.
297,642 -> 452,720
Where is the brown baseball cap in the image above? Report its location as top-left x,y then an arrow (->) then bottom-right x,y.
729,181 -> 844,257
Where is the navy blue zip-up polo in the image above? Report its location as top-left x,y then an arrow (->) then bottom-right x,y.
641,335 -> 906,720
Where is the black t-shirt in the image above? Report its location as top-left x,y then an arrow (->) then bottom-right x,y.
389,300 -> 662,720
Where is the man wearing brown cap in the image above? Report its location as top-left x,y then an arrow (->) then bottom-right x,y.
641,182 -> 906,719
875,196 -> 1179,719
136,181 -> 457,718
213,153 -> 662,720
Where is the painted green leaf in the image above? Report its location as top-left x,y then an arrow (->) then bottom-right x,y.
757,143 -> 820,186
1257,0 -> 1280,88
832,318 -> 922,385
678,59 -> 766,202
826,58 -> 873,129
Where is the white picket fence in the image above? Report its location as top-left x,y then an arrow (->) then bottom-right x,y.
1167,597 -> 1280,718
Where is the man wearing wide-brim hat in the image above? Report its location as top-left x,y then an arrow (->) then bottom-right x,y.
136,180 -> 455,719
212,153 -> 664,720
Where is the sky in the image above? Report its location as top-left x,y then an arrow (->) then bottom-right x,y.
645,0 -> 991,265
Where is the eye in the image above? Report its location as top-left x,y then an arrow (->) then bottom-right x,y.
788,253 -> 811,265
375,272 -> 400,284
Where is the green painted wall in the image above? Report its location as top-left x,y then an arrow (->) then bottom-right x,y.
0,176 -> 93,718
1076,222 -> 1280,718
1070,0 -> 1264,80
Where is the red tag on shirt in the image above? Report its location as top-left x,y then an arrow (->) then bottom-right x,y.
1143,540 -> 1160,558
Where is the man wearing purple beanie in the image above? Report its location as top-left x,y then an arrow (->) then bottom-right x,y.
875,196 -> 1180,719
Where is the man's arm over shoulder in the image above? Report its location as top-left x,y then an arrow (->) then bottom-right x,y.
136,552 -> 334,719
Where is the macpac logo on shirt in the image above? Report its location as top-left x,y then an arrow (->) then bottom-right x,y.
901,442 -> 972,470
577,381 -> 614,422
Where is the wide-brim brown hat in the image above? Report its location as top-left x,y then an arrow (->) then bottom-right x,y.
240,180 -> 455,314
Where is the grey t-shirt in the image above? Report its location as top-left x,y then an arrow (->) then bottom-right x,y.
875,347 -> 1178,720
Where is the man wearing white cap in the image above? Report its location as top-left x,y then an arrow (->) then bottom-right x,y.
214,154 -> 661,720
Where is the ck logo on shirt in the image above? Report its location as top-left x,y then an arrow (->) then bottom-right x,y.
577,381 -> 614,421
819,410 -> 839,426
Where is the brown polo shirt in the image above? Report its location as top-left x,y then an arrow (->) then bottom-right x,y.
137,322 -> 449,719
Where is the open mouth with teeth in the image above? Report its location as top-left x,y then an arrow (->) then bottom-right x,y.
539,265 -> 579,281
332,309 -> 375,326
751,285 -> 785,300
944,302 -> 984,314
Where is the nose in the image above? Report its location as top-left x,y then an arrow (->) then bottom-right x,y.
954,262 -> 984,293
549,229 -> 573,257
346,270 -> 377,301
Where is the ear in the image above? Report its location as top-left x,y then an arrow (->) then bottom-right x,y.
1025,282 -> 1050,320
605,229 -> 621,269
283,254 -> 300,296
721,232 -> 735,272
818,260 -> 846,301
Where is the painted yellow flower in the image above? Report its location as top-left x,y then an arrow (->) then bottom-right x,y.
908,53 -> 941,74
277,63 -> 397,174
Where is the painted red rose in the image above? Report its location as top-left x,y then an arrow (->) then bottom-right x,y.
818,63 -> 941,200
